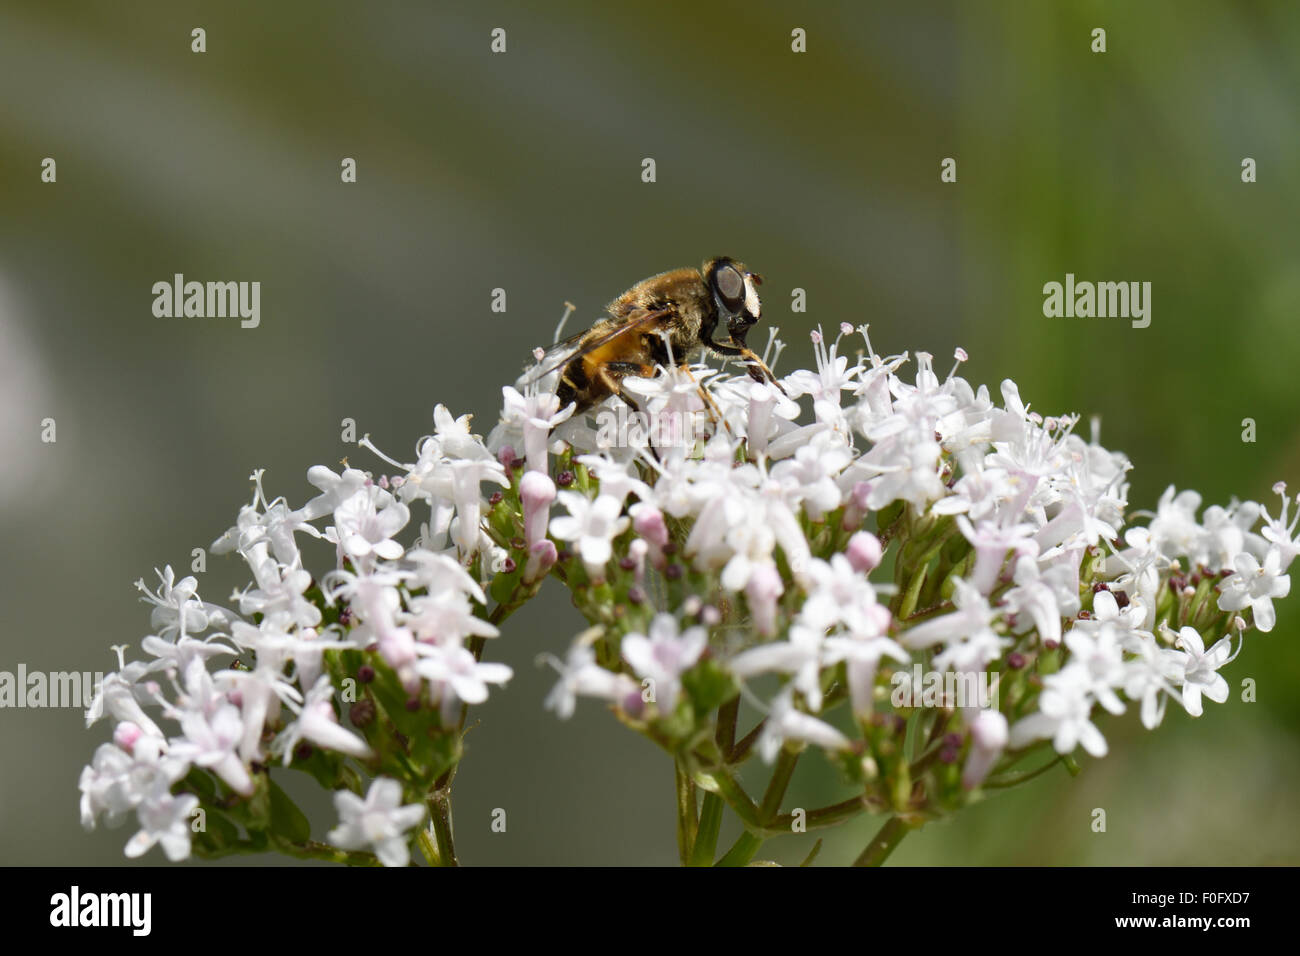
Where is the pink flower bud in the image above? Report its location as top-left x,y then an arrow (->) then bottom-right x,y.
113,722 -> 143,752
524,540 -> 557,584
846,531 -> 883,574
631,504 -> 670,548
745,563 -> 784,637
962,710 -> 1008,790
519,470 -> 557,548
841,481 -> 873,530
627,538 -> 648,585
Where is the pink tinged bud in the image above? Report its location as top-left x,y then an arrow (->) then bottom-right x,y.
397,664 -> 422,696
846,531 -> 883,574
113,722 -> 143,752
519,470 -> 557,548
962,710 -> 1008,790
842,481 -> 873,530
497,444 -> 517,469
627,538 -> 648,584
867,604 -> 893,633
622,686 -> 646,719
524,540 -> 557,584
839,322 -> 854,337
377,624 -> 417,671
745,563 -> 784,637
632,505 -> 669,549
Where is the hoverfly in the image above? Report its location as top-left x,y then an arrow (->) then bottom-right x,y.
525,258 -> 785,420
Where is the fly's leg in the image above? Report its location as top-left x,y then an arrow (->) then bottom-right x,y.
676,362 -> 731,438
599,362 -> 661,458
705,338 -> 787,396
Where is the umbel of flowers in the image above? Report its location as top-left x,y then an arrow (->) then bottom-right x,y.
79,324 -> 1295,866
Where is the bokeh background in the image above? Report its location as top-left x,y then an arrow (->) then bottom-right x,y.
2,0 -> 1297,866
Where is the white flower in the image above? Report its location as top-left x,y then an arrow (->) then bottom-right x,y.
169,699 -> 254,796
431,403 -> 495,462
335,485 -> 411,561
902,579 -> 1010,672
238,560 -> 322,631
1002,556 -> 1078,646
1170,626 -> 1235,717
729,624 -> 827,709
542,644 -> 639,719
1009,666 -> 1107,758
124,789 -> 200,861
549,492 -> 629,580
445,458 -> 510,557
1121,636 -> 1181,730
620,614 -> 707,714
135,566 -> 229,641
296,465 -> 371,522
575,453 -> 652,505
757,689 -> 852,763
957,516 -> 1039,595
327,778 -> 427,867
823,630 -> 909,717
1217,548 -> 1291,632
414,643 -> 513,720
1145,486 -> 1206,561
1062,627 -> 1126,716
770,436 -> 852,520
79,734 -> 186,831
275,676 -> 373,763
1261,482 -> 1300,568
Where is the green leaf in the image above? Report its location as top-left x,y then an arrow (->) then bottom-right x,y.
269,779 -> 312,843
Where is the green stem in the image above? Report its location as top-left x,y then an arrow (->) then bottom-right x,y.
688,792 -> 724,866
984,753 -> 1064,789
707,766 -> 762,829
675,761 -> 696,865
852,815 -> 915,867
427,789 -> 458,866
758,748 -> 800,823
270,837 -> 383,866
769,795 -> 876,833
714,830 -> 765,867
728,717 -> 767,765
716,695 -> 740,758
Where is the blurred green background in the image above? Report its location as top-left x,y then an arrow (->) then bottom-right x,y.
1,0 -> 1297,866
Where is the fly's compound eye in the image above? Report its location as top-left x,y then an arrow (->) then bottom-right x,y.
713,263 -> 746,313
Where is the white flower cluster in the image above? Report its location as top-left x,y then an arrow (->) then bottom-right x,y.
79,407 -> 512,864
79,320 -> 1296,863
533,325 -> 1294,790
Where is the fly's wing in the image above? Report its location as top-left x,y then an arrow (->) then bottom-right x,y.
514,327 -> 589,392
520,308 -> 672,387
